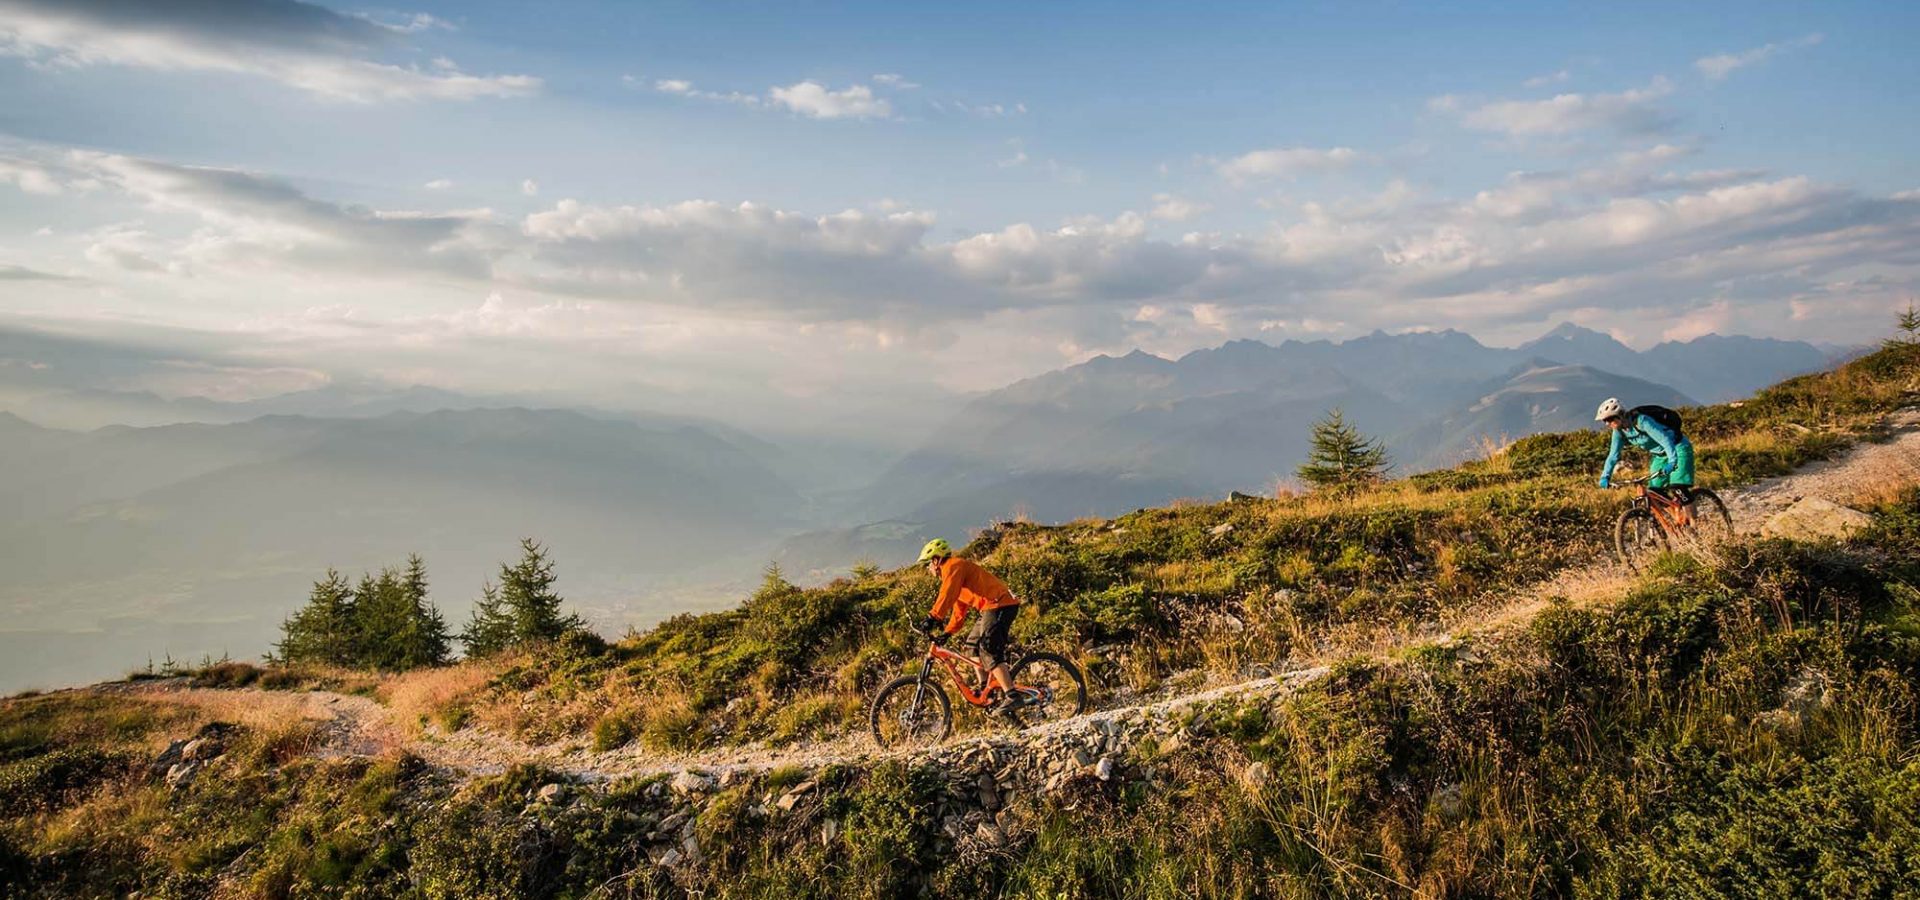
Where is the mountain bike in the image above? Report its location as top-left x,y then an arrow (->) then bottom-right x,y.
868,625 -> 1089,749
1611,475 -> 1733,570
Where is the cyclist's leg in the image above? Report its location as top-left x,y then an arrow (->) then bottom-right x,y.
978,606 -> 1016,693
964,614 -> 994,693
1670,440 -> 1695,488
1648,455 -> 1671,491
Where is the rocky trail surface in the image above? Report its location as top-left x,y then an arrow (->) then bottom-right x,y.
104,410 -> 1920,787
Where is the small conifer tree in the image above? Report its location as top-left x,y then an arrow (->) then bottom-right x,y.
461,581 -> 516,657
461,539 -> 584,656
1889,300 -> 1920,348
1296,407 -> 1391,495
501,538 -> 582,643
277,558 -> 448,671
275,569 -> 358,666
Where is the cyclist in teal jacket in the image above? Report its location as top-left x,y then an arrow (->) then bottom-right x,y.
1595,397 -> 1694,500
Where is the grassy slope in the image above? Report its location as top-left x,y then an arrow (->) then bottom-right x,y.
461,340 -> 1918,753
1,341 -> 1916,898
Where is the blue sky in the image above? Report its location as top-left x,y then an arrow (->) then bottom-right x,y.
1,0 -> 1916,429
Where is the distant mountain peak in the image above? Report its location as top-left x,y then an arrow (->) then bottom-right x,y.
1538,321 -> 1609,341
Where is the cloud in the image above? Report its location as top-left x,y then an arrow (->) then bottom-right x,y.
0,0 -> 538,102
1435,78 -> 1676,138
359,12 -> 453,35
1523,69 -> 1570,88
45,150 -> 499,279
518,199 -> 950,317
12,129 -> 1918,368
1696,33 -> 1824,81
1214,146 -> 1363,183
646,77 -> 761,107
0,155 -> 65,194
0,263 -> 68,280
871,73 -> 918,89
952,100 -> 1024,118
521,178 -> 538,197
768,81 -> 891,120
1149,193 -> 1210,221
423,178 -> 452,190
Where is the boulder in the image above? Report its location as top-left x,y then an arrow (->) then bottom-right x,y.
181,737 -> 223,763
652,811 -> 691,839
1763,497 -> 1874,542
670,770 -> 715,796
534,783 -> 565,804
1094,757 -> 1116,781
151,739 -> 190,776
164,761 -> 202,790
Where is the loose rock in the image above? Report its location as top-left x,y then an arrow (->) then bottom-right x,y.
670,770 -> 715,796
1763,497 -> 1874,542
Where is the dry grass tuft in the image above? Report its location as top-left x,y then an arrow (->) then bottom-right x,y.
381,662 -> 501,736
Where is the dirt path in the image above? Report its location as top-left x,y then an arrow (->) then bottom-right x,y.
106,410 -> 1920,782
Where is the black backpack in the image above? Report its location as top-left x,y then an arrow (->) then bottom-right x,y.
1627,404 -> 1684,435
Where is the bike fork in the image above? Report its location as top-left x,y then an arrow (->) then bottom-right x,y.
904,658 -> 935,718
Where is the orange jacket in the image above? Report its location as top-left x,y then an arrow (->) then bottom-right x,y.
929,556 -> 1018,634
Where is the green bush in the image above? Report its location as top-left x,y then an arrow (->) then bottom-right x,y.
0,747 -> 126,816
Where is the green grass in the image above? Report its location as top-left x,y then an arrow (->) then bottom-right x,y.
458,340 -> 1918,751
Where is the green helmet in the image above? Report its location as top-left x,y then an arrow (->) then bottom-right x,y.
916,538 -> 952,564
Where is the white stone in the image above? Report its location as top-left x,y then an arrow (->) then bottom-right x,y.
670,770 -> 715,795
1763,497 -> 1875,542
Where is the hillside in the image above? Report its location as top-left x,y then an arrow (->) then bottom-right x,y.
782,325 -> 1821,577
2,337 -> 1915,898
0,409 -> 801,694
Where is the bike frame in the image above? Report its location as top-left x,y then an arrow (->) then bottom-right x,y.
1628,480 -> 1694,535
915,640 -> 1037,708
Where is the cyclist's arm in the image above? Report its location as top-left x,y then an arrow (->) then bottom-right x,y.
1601,428 -> 1624,479
929,569 -> 966,634
1638,413 -> 1680,461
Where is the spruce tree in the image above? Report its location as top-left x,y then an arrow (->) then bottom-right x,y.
278,557 -> 448,671
461,581 -> 516,657
390,555 -> 450,669
461,539 -> 584,657
1890,300 -> 1920,348
276,569 -> 358,666
1296,407 -> 1391,495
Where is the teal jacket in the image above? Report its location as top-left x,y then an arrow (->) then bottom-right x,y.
1602,412 -> 1683,479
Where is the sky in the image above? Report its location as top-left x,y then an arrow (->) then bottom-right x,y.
1,0 -> 1917,432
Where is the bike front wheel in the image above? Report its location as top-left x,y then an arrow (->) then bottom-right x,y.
869,676 -> 952,749
1614,507 -> 1668,571
1007,651 -> 1089,728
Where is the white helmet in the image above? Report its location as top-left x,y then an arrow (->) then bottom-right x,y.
1594,397 -> 1624,422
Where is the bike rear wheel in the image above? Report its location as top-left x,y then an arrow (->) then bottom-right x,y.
1006,651 -> 1089,728
1614,507 -> 1667,571
1685,489 -> 1733,545
869,676 -> 951,749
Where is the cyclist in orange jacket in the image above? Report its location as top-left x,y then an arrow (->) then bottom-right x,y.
915,538 -> 1034,712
